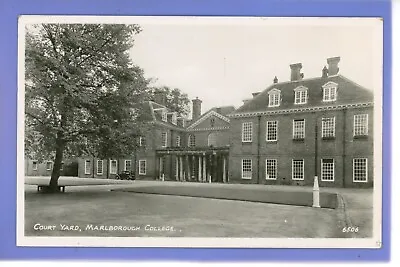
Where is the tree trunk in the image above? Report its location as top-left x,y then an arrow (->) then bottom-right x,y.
49,137 -> 65,192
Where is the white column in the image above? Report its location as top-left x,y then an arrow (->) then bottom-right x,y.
179,156 -> 183,182
223,156 -> 226,183
198,156 -> 202,182
175,156 -> 179,181
159,157 -> 163,180
202,155 -> 207,182
313,176 -> 321,208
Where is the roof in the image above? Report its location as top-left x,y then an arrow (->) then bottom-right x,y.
187,106 -> 235,129
233,75 -> 374,114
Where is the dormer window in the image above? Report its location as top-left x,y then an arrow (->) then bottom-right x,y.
161,110 -> 167,122
294,86 -> 308,104
171,113 -> 177,125
268,89 -> 281,107
322,82 -> 338,102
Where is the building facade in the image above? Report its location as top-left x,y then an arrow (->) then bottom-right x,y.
27,57 -> 374,188
228,57 -> 374,188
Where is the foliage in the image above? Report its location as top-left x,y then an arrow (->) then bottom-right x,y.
25,23 -> 148,189
150,86 -> 190,117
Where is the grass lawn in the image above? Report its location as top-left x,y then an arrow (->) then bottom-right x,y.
24,184 -> 346,238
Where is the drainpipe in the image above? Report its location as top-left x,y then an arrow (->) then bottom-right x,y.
257,115 -> 261,184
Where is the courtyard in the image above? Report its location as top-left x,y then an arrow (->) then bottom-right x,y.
24,177 -> 373,238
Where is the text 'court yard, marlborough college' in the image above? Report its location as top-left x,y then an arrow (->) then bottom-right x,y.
25,56 -> 373,188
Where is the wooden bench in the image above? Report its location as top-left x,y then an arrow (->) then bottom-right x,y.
37,185 -> 66,193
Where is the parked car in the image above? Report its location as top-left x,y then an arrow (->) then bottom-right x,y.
115,170 -> 135,180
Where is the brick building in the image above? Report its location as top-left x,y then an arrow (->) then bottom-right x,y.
228,57 -> 374,188
29,56 -> 374,188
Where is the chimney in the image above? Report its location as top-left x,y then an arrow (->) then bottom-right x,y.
153,91 -> 166,106
327,56 -> 340,76
192,97 -> 202,120
216,107 -> 222,114
290,63 -> 303,81
273,76 -> 278,84
252,92 -> 260,98
322,66 -> 329,78
242,99 -> 251,105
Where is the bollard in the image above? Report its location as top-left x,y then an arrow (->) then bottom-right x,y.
209,175 -> 212,184
162,174 -> 165,182
312,176 -> 320,208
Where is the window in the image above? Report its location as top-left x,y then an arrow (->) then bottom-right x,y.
293,119 -> 305,139
139,160 -> 147,175
208,133 -> 217,146
322,84 -> 338,102
268,89 -> 281,107
268,93 -> 280,107
265,159 -> 277,180
354,114 -> 368,136
139,136 -> 146,147
161,110 -> 167,122
322,117 -> 335,138
124,160 -> 132,171
171,113 -> 177,125
353,158 -> 368,182
84,160 -> 91,174
294,87 -> 308,104
32,161 -> 38,171
46,161 -> 53,171
266,121 -> 278,141
110,160 -> 117,174
176,135 -> 181,147
210,118 -> 215,127
292,159 -> 304,180
321,159 -> 334,181
242,159 -> 252,179
97,160 -> 103,175
242,122 -> 253,142
161,132 -> 168,147
188,134 -> 196,147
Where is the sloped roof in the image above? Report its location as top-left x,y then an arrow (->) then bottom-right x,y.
187,106 -> 235,129
234,75 -> 373,114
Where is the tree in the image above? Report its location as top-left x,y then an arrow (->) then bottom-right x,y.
25,24 -> 149,192
150,86 -> 190,117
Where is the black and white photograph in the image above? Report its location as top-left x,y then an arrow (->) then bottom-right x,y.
18,16 -> 383,248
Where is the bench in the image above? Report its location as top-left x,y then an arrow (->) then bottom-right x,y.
37,185 -> 66,193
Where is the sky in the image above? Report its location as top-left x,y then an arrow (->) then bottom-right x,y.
127,17 -> 382,117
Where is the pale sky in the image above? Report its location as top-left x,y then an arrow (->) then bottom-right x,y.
129,17 -> 382,116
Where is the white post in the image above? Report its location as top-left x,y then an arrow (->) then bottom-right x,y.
162,173 -> 165,182
312,176 -> 320,208
179,156 -> 183,182
222,156 -> 226,183
198,156 -> 201,182
175,156 -> 179,181
159,157 -> 163,180
202,155 -> 206,182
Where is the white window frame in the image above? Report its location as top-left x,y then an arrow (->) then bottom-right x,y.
139,160 -> 147,175
109,160 -> 117,175
241,159 -> 252,179
322,82 -> 338,102
242,122 -> 253,142
46,161 -> 53,171
176,135 -> 181,147
161,132 -> 168,147
161,110 -> 167,122
268,93 -> 280,107
321,158 -> 335,182
292,159 -> 304,180
265,159 -> 277,180
266,121 -> 278,142
124,160 -> 132,172
353,114 -> 369,136
322,117 -> 336,138
207,132 -> 217,146
293,119 -> 305,139
84,160 -> 91,175
353,158 -> 368,183
96,160 -> 103,175
294,87 -> 308,104
188,134 -> 196,147
171,113 -> 177,125
139,136 -> 145,147
32,160 -> 38,171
